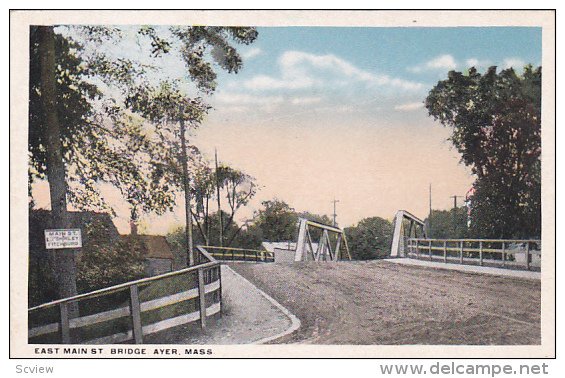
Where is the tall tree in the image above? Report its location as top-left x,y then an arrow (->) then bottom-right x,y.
30,25 -> 258,298
216,164 -> 258,246
425,65 -> 541,238
34,26 -> 78,301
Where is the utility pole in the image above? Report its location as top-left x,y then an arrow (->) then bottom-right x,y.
331,199 -> 340,227
215,148 -> 224,247
450,195 -> 464,237
179,115 -> 194,266
450,195 -> 463,209
428,184 -> 432,238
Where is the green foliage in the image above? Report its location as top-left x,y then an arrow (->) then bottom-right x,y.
425,207 -> 470,239
252,199 -> 299,242
76,221 -> 145,292
247,199 -> 334,243
425,65 -> 541,238
345,217 -> 393,260
29,25 -> 258,217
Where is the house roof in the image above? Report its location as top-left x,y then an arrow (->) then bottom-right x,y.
123,235 -> 174,260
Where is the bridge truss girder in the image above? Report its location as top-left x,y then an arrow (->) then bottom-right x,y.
294,218 -> 352,262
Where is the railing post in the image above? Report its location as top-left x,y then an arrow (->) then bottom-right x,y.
59,302 -> 71,344
417,240 -> 420,259
443,241 -> 447,263
501,241 -> 506,267
459,241 -> 464,264
429,240 -> 432,261
525,242 -> 530,270
198,268 -> 207,329
479,241 -> 483,266
129,285 -> 143,344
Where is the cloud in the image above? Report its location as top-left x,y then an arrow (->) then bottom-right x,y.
465,58 -> 492,69
243,74 -> 315,90
408,54 -> 458,73
243,50 -> 422,92
215,92 -> 284,106
394,102 -> 424,111
290,96 -> 322,105
502,57 -> 526,70
241,47 -> 263,60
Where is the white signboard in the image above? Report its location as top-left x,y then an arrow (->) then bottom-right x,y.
44,229 -> 82,249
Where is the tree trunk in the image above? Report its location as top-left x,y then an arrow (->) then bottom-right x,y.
179,118 -> 194,266
38,26 -> 78,306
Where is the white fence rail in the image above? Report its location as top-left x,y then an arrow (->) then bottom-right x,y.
406,238 -> 541,271
29,256 -> 221,344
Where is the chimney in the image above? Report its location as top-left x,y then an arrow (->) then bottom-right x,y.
130,220 -> 138,236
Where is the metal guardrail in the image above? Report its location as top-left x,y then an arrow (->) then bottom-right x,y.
197,245 -> 275,263
406,238 -> 541,271
28,251 -> 221,344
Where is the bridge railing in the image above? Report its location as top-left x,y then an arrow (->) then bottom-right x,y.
28,250 -> 221,344
406,238 -> 541,271
197,245 -> 274,263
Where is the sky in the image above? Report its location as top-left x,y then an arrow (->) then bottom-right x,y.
33,26 -> 542,234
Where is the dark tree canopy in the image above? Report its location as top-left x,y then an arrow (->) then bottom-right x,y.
29,24 -> 258,300
345,217 -> 393,260
425,207 -> 470,239
425,65 -> 541,238
29,25 -> 259,216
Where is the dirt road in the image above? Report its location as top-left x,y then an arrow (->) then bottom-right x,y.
230,260 -> 540,345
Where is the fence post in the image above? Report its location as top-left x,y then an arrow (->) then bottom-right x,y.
129,285 -> 143,344
525,242 -> 530,270
443,241 -> 447,263
501,242 -> 506,267
459,241 -> 464,264
417,240 -> 420,259
59,302 -> 71,343
198,268 -> 207,329
479,241 -> 483,266
429,240 -> 432,261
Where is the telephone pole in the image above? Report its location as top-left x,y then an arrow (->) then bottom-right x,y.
450,195 -> 464,209
215,148 -> 224,247
428,184 -> 432,237
331,199 -> 340,227
450,195 -> 464,237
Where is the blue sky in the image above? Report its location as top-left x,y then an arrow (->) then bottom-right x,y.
44,26 -> 543,233
187,27 -> 542,232
210,27 -> 541,123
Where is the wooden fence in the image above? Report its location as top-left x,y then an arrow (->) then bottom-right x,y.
28,251 -> 221,344
197,245 -> 274,263
406,238 -> 541,270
